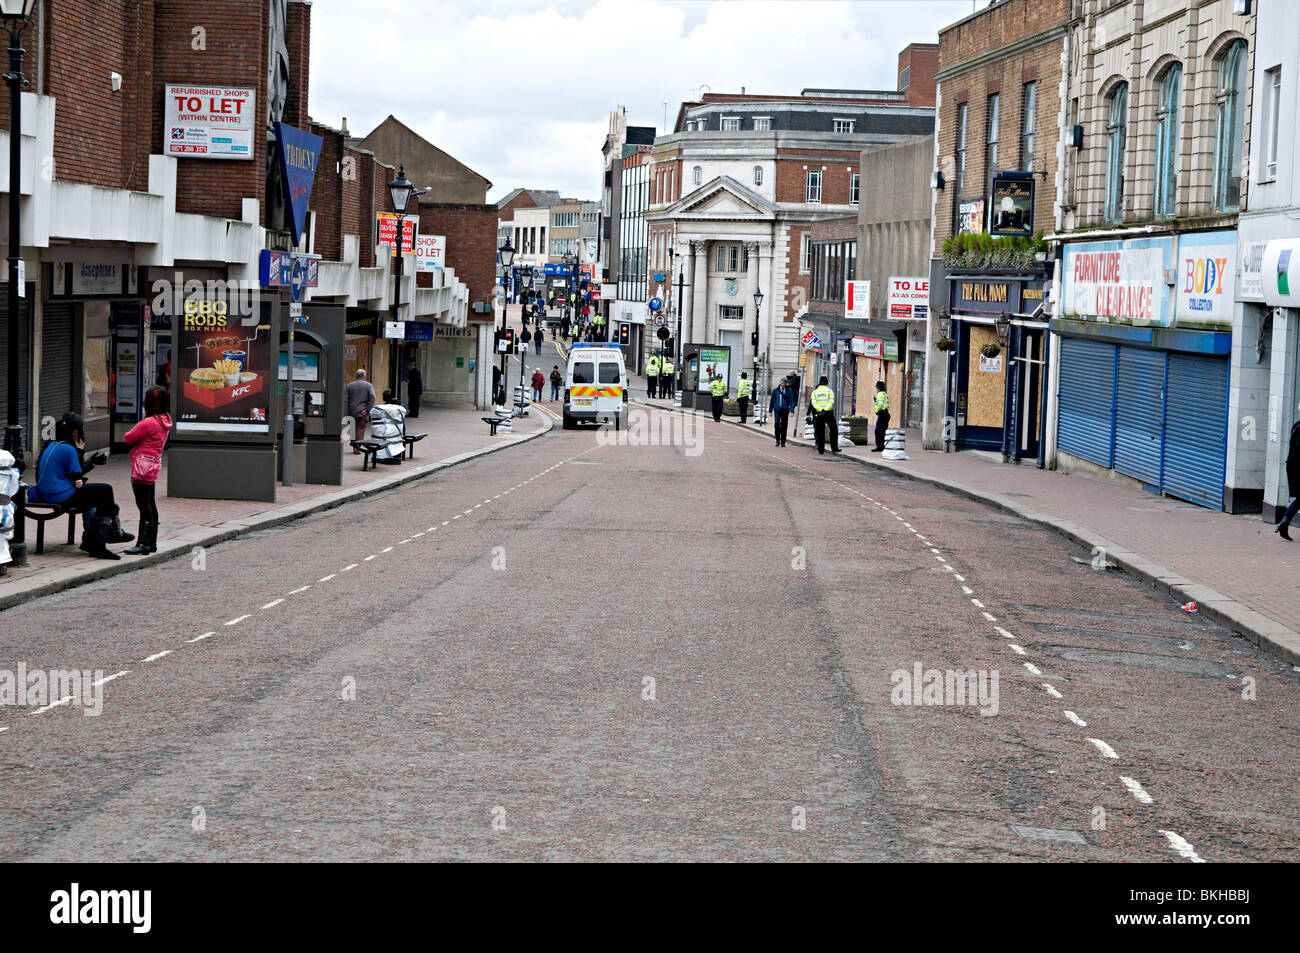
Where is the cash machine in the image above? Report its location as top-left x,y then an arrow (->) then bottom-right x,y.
277,302 -> 345,486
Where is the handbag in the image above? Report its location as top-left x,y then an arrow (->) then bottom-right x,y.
130,451 -> 160,483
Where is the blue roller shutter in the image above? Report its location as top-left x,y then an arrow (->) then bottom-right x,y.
1161,354 -> 1228,510
1057,337 -> 1116,467
1112,346 -> 1166,486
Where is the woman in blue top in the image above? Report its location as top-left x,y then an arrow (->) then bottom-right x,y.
29,413 -> 133,560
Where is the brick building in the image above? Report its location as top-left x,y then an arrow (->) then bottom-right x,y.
928,0 -> 1069,455
645,45 -> 936,406
1,0 -> 492,491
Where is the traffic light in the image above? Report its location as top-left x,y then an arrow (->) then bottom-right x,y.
503,327 -> 515,351
619,324 -> 630,345
751,331 -> 760,348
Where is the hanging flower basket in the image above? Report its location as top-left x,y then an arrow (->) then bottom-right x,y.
980,343 -> 1002,358
935,337 -> 956,352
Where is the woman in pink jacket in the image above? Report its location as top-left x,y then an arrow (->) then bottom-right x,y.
122,387 -> 172,555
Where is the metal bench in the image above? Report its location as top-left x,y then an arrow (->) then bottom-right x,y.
402,429 -> 427,459
349,439 -> 389,472
23,499 -> 84,554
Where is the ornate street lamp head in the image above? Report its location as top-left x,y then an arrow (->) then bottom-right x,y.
388,165 -> 415,214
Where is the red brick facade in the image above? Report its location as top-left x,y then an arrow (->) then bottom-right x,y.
932,0 -> 1069,253
415,202 -> 498,320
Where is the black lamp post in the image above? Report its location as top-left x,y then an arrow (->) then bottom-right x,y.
497,238 -> 515,407
387,165 -> 421,396
753,287 -> 766,424
3,0 -> 37,568
674,260 -> 684,406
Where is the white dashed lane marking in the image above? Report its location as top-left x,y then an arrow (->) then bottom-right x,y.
187,632 -> 216,644
363,555 -> 377,562
261,599 -> 284,609
224,615 -> 250,626
1008,644 -> 1026,656
287,586 -> 311,595
318,574 -> 336,582
381,547 -> 394,553
1023,662 -> 1043,676
1121,776 -> 1154,805
93,671 -> 130,687
140,650 -> 173,663
1088,738 -> 1120,760
1043,684 -> 1064,699
1159,830 -> 1205,863
340,564 -> 358,572
1064,711 -> 1087,727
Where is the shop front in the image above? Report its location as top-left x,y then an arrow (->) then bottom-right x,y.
1053,231 -> 1235,510
42,259 -> 153,455
941,269 -> 1051,457
421,324 -> 480,407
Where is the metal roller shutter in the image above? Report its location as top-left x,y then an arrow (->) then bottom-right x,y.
39,302 -> 79,433
1057,337 -> 1116,468
1112,346 -> 1166,486
1161,353 -> 1228,510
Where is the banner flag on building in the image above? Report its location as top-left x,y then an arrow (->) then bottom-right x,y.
273,122 -> 323,246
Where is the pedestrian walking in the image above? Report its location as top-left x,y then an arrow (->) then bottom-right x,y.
122,386 -> 172,556
346,369 -> 376,450
28,412 -> 134,560
369,390 -> 408,464
521,325 -> 532,350
534,326 -> 544,355
769,377 -> 793,447
549,365 -> 563,401
810,375 -> 839,455
709,373 -> 727,422
531,369 -> 545,403
1275,419 -> 1300,541
870,380 -> 890,452
561,314 -> 570,340
737,372 -> 752,423
646,353 -> 660,398
405,358 -> 423,418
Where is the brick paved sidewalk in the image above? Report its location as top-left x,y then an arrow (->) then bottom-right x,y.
624,363 -> 1300,662
0,402 -> 549,608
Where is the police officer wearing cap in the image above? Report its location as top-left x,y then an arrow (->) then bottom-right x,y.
660,357 -> 674,400
646,352 -> 661,398
709,373 -> 727,422
737,372 -> 752,423
871,380 -> 891,452
810,375 -> 839,454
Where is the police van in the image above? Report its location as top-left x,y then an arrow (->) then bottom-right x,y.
563,343 -> 627,430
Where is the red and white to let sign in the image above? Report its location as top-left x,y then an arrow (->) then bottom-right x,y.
887,276 -> 930,320
164,85 -> 255,160
377,214 -> 417,255
415,234 -> 446,272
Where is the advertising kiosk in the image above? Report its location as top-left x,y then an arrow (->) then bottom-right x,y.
168,297 -> 283,502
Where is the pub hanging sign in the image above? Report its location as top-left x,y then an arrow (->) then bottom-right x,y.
989,171 -> 1035,239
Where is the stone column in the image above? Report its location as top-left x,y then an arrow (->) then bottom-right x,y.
692,240 -> 709,345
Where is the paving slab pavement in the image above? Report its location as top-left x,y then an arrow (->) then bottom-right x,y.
0,402 -> 551,610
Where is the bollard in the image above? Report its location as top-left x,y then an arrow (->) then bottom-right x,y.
882,428 -> 909,460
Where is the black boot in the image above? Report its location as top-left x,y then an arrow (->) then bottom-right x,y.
124,522 -> 155,555
84,515 -> 121,560
101,504 -> 135,544
79,507 -> 97,552
1276,521 -> 1292,542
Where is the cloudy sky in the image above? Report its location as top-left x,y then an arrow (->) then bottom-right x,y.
308,0 -> 978,204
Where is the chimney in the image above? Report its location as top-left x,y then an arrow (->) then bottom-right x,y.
340,116 -> 349,136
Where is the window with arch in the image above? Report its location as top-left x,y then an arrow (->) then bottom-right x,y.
1213,39 -> 1247,212
693,165 -> 702,187
1104,82 -> 1128,224
1153,63 -> 1181,219
754,165 -> 763,186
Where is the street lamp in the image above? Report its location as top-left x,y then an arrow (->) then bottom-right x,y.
497,238 -> 515,407
674,261 -> 684,407
387,165 -> 423,395
753,287 -> 766,424
3,0 -> 38,568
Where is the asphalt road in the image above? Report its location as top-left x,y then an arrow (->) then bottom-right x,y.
1,406 -> 1297,862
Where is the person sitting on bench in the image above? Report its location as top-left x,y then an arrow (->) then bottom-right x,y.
369,390 -> 408,465
27,412 -> 134,560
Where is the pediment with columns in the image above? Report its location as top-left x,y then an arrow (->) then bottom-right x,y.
655,176 -> 778,221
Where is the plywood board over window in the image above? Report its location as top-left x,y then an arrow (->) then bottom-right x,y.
965,324 -> 1006,428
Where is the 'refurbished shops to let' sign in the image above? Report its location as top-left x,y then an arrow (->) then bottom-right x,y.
164,85 -> 255,160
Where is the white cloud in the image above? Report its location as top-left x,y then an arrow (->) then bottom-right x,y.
307,0 -> 974,203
